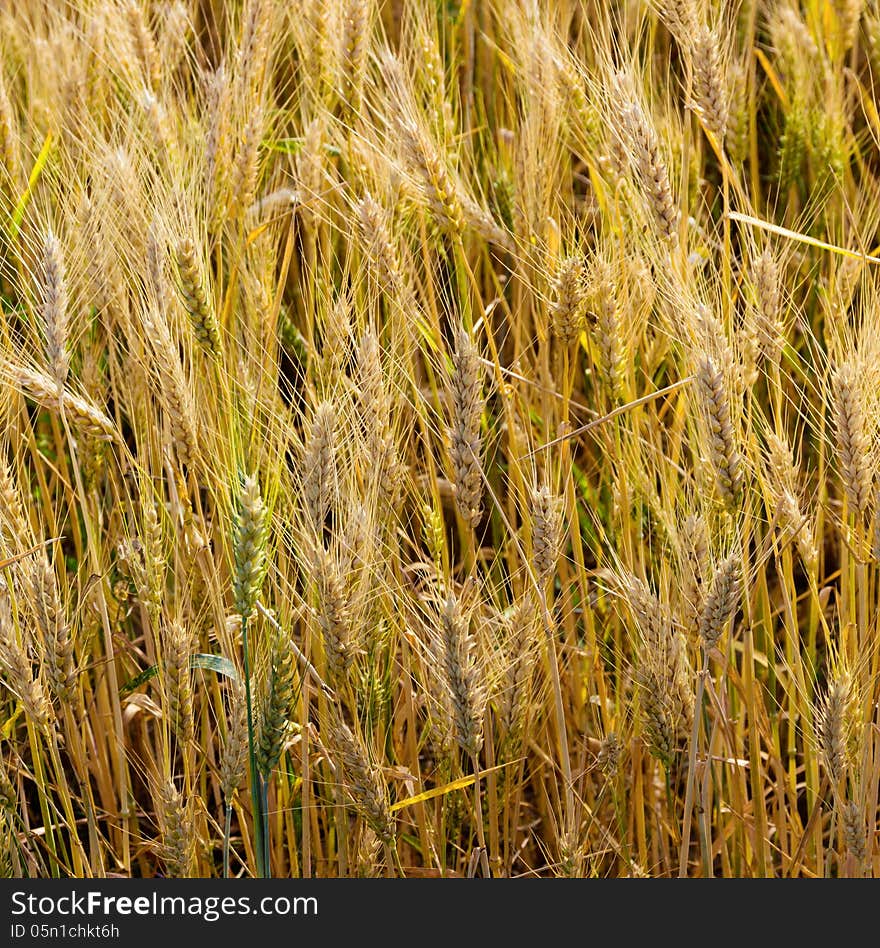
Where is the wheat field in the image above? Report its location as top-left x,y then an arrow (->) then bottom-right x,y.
1,0 -> 879,879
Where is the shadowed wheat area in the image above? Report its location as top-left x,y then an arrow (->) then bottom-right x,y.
1,0 -> 879,879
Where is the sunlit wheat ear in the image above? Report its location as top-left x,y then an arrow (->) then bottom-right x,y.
38,230 -> 70,387
221,677 -> 248,802
174,238 -> 221,359
256,626 -> 297,777
29,554 -> 76,703
303,0 -> 332,101
697,555 -> 740,650
616,91 -> 679,244
229,104 -> 263,223
341,0 -> 369,117
162,377 -> 197,470
157,2 -> 190,77
750,250 -> 784,367
125,1 -> 161,92
588,254 -> 626,403
156,780 -> 194,878
448,328 -> 485,529
778,488 -> 819,574
357,193 -> 410,305
767,431 -> 798,491
832,362 -> 873,519
163,621 -> 193,746
529,484 -> 563,587
399,117 -> 464,236
695,352 -> 743,511
5,364 -> 117,442
691,26 -> 728,140
549,256 -> 587,344
661,0 -> 698,39
236,0 -> 272,102
771,6 -> 819,66
461,196 -> 515,252
436,593 -> 487,759
328,714 -> 395,844
232,473 -> 269,622
833,0 -> 863,51
817,671 -> 857,786
556,824 -> 588,878
357,329 -> 403,505
295,116 -> 326,233
302,401 -> 337,534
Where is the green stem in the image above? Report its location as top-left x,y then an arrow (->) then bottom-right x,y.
241,614 -> 266,877
223,803 -> 232,878
260,773 -> 271,878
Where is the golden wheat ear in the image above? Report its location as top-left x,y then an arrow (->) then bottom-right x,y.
448,327 -> 485,530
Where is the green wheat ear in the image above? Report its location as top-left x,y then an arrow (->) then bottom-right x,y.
232,471 -> 269,621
